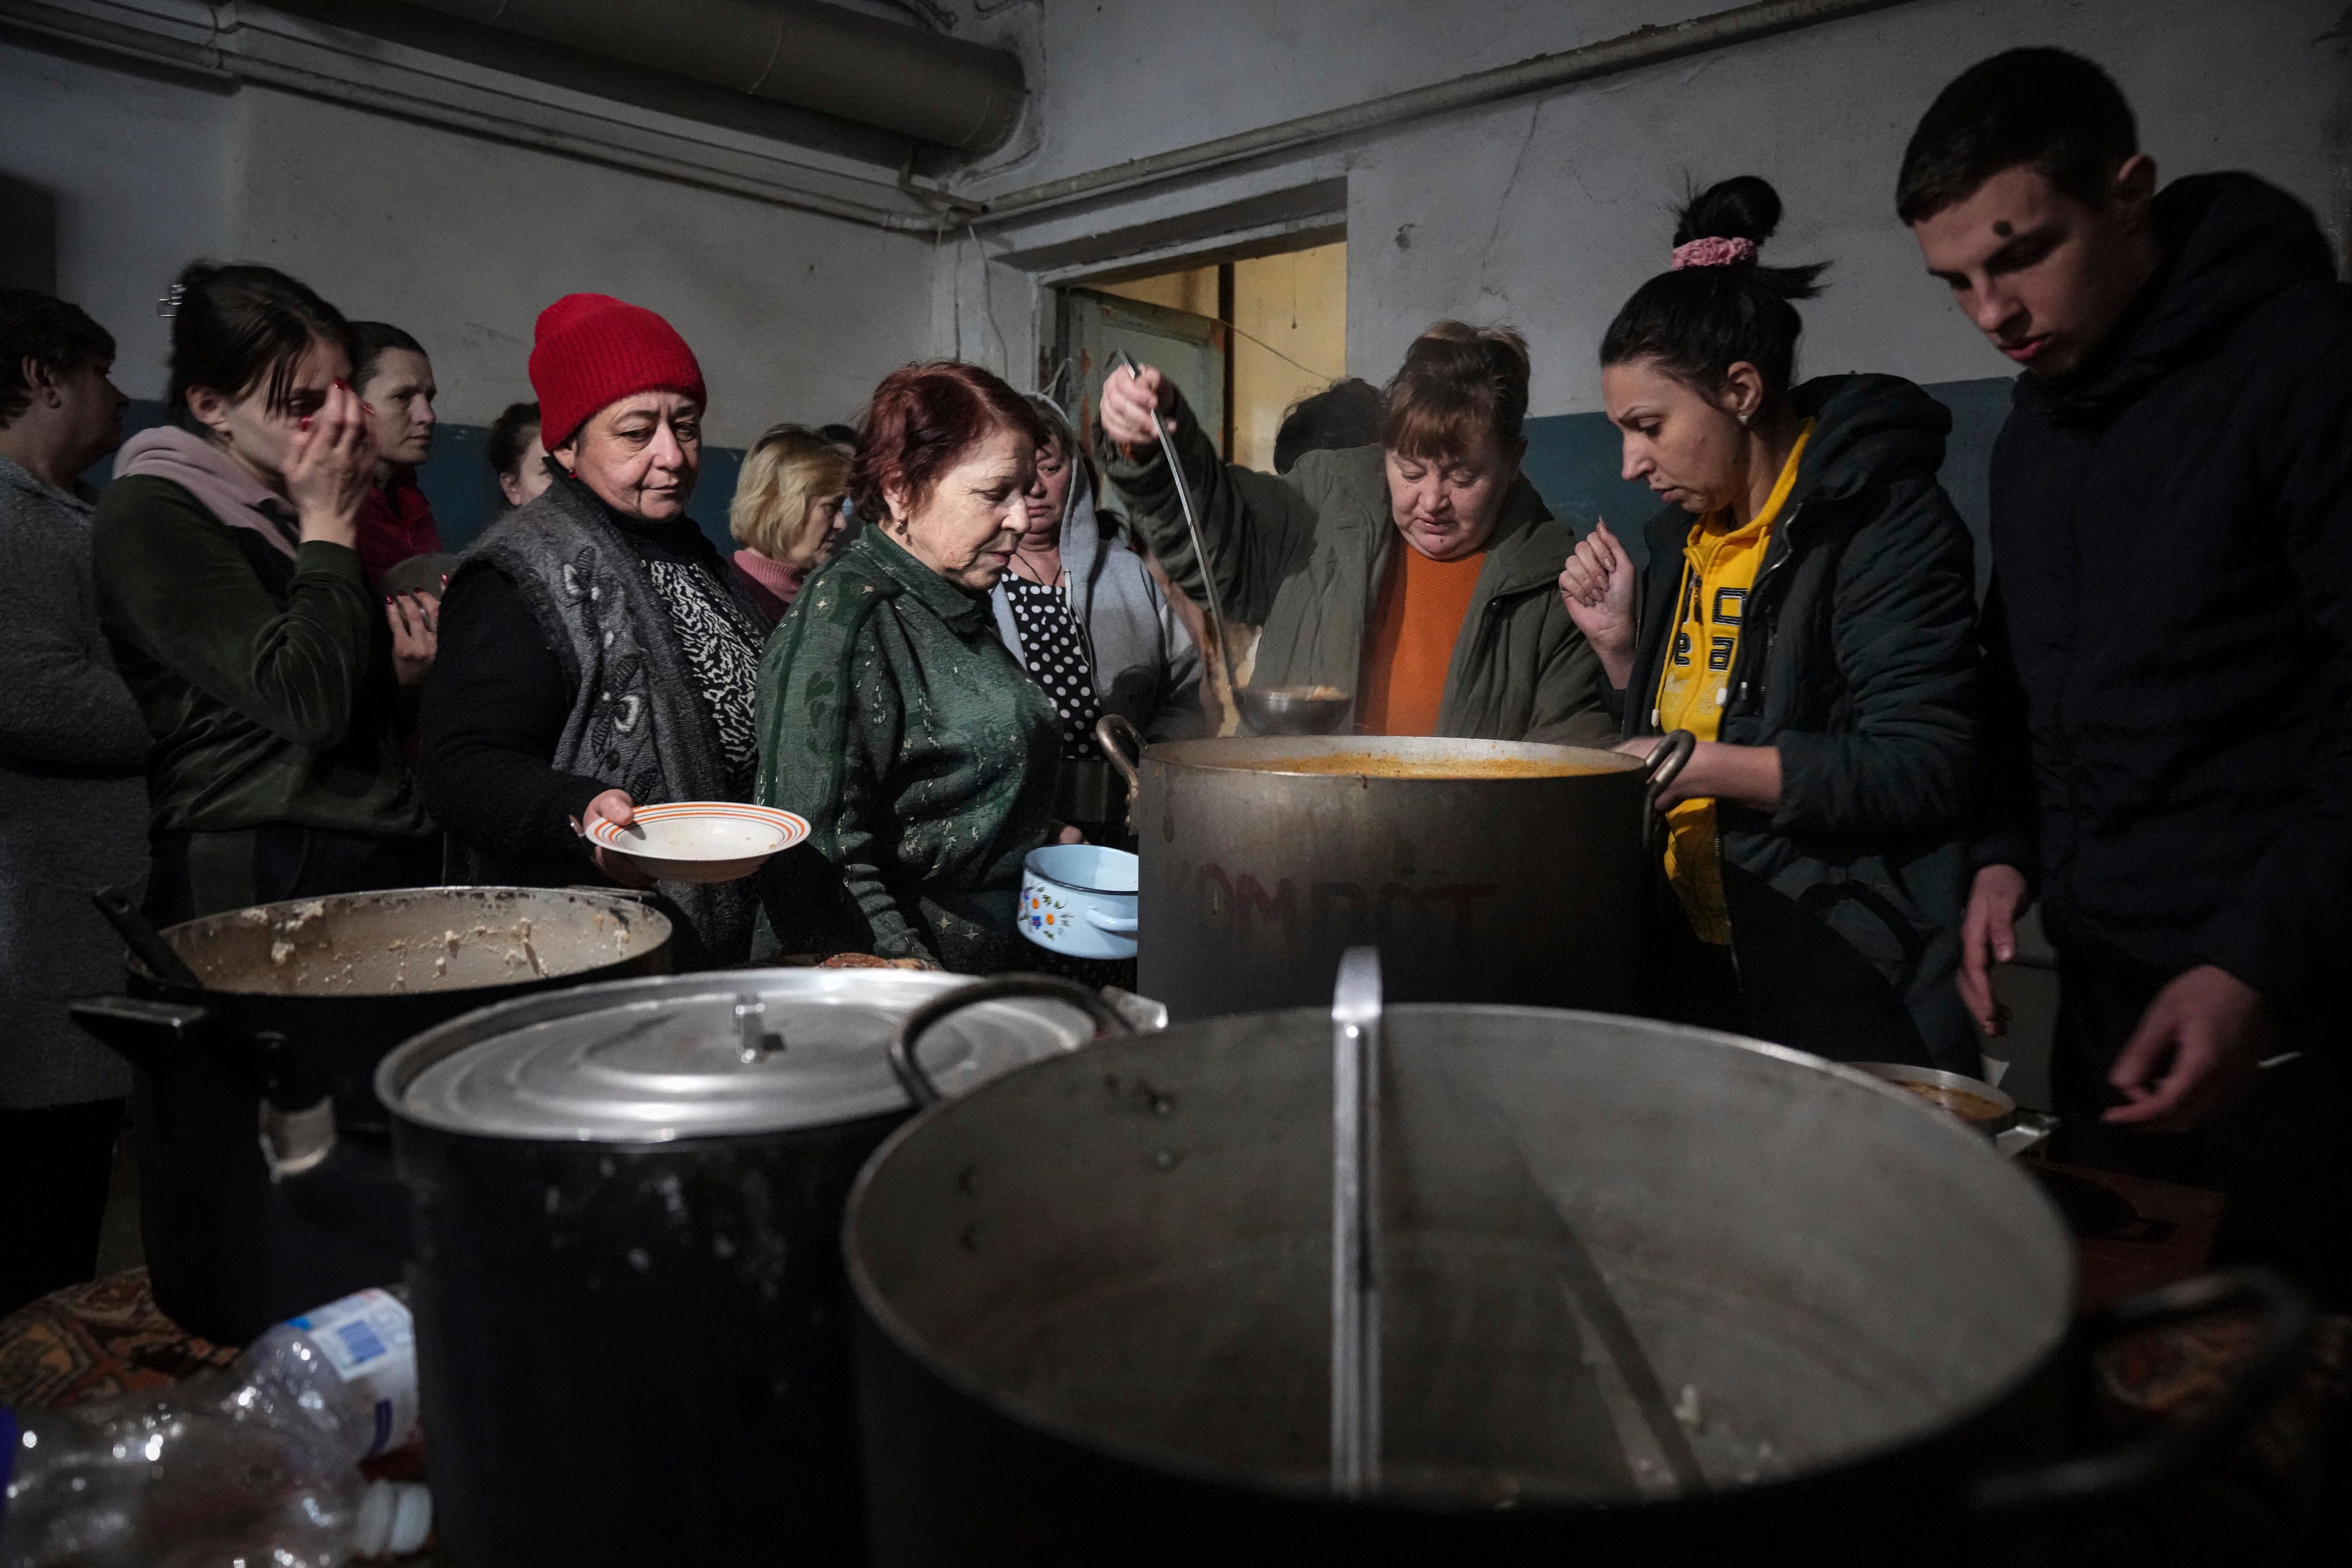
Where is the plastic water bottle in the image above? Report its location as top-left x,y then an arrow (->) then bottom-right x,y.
1,1289 -> 431,1566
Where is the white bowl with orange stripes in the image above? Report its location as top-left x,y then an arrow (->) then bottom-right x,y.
584,802 -> 810,885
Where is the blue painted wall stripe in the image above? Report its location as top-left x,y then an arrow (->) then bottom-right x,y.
92,374 -> 2015,583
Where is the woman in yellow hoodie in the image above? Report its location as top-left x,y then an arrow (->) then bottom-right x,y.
1559,177 -> 1982,1071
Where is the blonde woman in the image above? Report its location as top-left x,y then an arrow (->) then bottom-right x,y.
728,422 -> 851,628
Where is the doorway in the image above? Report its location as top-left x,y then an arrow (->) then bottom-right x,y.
1051,242 -> 1347,725
1052,239 -> 1347,471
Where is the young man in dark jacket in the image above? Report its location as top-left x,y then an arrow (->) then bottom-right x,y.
1903,49 -> 2352,1302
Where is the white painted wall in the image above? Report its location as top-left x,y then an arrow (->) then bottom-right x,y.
12,1 -> 2346,436
958,0 -> 2352,418
2,39 -> 235,402
229,86 -> 936,442
1,39 -> 937,444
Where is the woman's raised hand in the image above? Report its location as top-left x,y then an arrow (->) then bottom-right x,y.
1558,519 -> 1638,690
285,379 -> 376,549
1098,363 -> 1175,456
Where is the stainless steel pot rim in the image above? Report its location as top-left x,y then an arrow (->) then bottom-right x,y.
377,967 -> 1103,1142
136,884 -> 670,995
845,1003 -> 2069,1511
1139,734 -> 1645,775
1845,1062 -> 2020,1135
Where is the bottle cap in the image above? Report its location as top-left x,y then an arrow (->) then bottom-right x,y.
354,1479 -> 434,1556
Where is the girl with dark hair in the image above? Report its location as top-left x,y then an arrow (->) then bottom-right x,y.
420,294 -> 769,967
1559,176 -> 1980,1071
1098,322 -> 1608,743
91,262 -> 435,923
348,320 -> 440,592
754,362 -> 1073,971
486,399 -> 549,511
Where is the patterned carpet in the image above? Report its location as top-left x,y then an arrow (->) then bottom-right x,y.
0,1268 -> 236,1414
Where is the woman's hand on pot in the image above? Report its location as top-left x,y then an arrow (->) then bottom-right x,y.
387,591 -> 438,687
1559,520 -> 1637,690
572,788 -> 659,890
285,379 -> 376,549
1618,738 -> 1780,813
1099,363 -> 1175,456
1053,822 -> 1085,845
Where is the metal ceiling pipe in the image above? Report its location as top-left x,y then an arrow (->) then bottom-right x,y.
407,0 -> 1026,153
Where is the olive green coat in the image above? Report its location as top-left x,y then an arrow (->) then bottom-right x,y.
754,527 -> 1058,972
1097,392 -> 1613,745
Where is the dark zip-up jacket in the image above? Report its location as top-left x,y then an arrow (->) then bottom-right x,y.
1098,391 -> 1613,744
1976,172 -> 2352,1019
1606,373 -> 1980,1066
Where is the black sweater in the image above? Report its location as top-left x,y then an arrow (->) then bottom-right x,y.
417,494 -> 736,888
1977,172 -> 2352,1018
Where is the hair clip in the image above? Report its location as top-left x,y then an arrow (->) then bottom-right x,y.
155,282 -> 185,319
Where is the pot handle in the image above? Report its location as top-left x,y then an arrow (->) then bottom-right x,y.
1096,714 -> 1144,822
888,973 -> 1138,1109
68,994 -> 216,1075
263,1099 -> 415,1264
1641,730 -> 1698,854
1966,1266 -> 2315,1520
1083,909 -> 1140,934
90,885 -> 203,988
1642,730 -> 1698,816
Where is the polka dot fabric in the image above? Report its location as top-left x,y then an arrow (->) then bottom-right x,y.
1004,576 -> 1102,760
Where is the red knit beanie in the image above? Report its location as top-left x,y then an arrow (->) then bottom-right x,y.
527,293 -> 707,450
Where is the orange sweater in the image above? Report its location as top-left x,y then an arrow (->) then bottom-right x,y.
1357,546 -> 1485,736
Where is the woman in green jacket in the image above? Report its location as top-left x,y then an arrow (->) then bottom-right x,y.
93,263 -> 435,923
756,363 -> 1066,971
1559,178 -> 1979,1070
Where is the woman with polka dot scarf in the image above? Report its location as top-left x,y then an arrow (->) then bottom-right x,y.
988,394 -> 1204,843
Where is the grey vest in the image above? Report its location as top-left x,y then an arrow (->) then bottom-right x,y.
465,479 -> 758,962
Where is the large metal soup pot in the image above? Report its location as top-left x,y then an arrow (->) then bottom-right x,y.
1100,724 -> 1686,1020
846,983 -> 2309,1564
336,968 -> 1128,1567
66,885 -> 672,1343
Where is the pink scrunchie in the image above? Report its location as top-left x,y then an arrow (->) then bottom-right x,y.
1672,236 -> 1758,270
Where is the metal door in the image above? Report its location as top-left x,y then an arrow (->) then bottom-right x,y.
1054,287 -> 1227,464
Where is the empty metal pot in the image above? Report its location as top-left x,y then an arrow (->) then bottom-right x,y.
845,985 -> 2310,1563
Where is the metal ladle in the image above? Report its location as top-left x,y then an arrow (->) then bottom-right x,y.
1329,945 -> 1383,1497
1106,349 -> 1236,723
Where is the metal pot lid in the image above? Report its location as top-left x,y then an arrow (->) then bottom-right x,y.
385,968 -> 1101,1142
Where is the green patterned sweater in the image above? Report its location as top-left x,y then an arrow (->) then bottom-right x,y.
755,527 -> 1058,972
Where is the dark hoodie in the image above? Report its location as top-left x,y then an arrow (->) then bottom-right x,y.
1606,373 -> 1982,1068
1978,173 -> 2352,1020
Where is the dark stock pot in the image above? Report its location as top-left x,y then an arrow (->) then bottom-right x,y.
67,885 -> 673,1343
272,967 -> 1133,1566
845,973 -> 2312,1565
1098,721 -> 1694,1020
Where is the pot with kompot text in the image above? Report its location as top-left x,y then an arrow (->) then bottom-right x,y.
1098,721 -> 1693,1020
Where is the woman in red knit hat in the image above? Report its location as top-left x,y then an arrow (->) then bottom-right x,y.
418,293 -> 770,966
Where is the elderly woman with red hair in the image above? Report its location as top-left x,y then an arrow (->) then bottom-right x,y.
755,362 -> 1068,972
